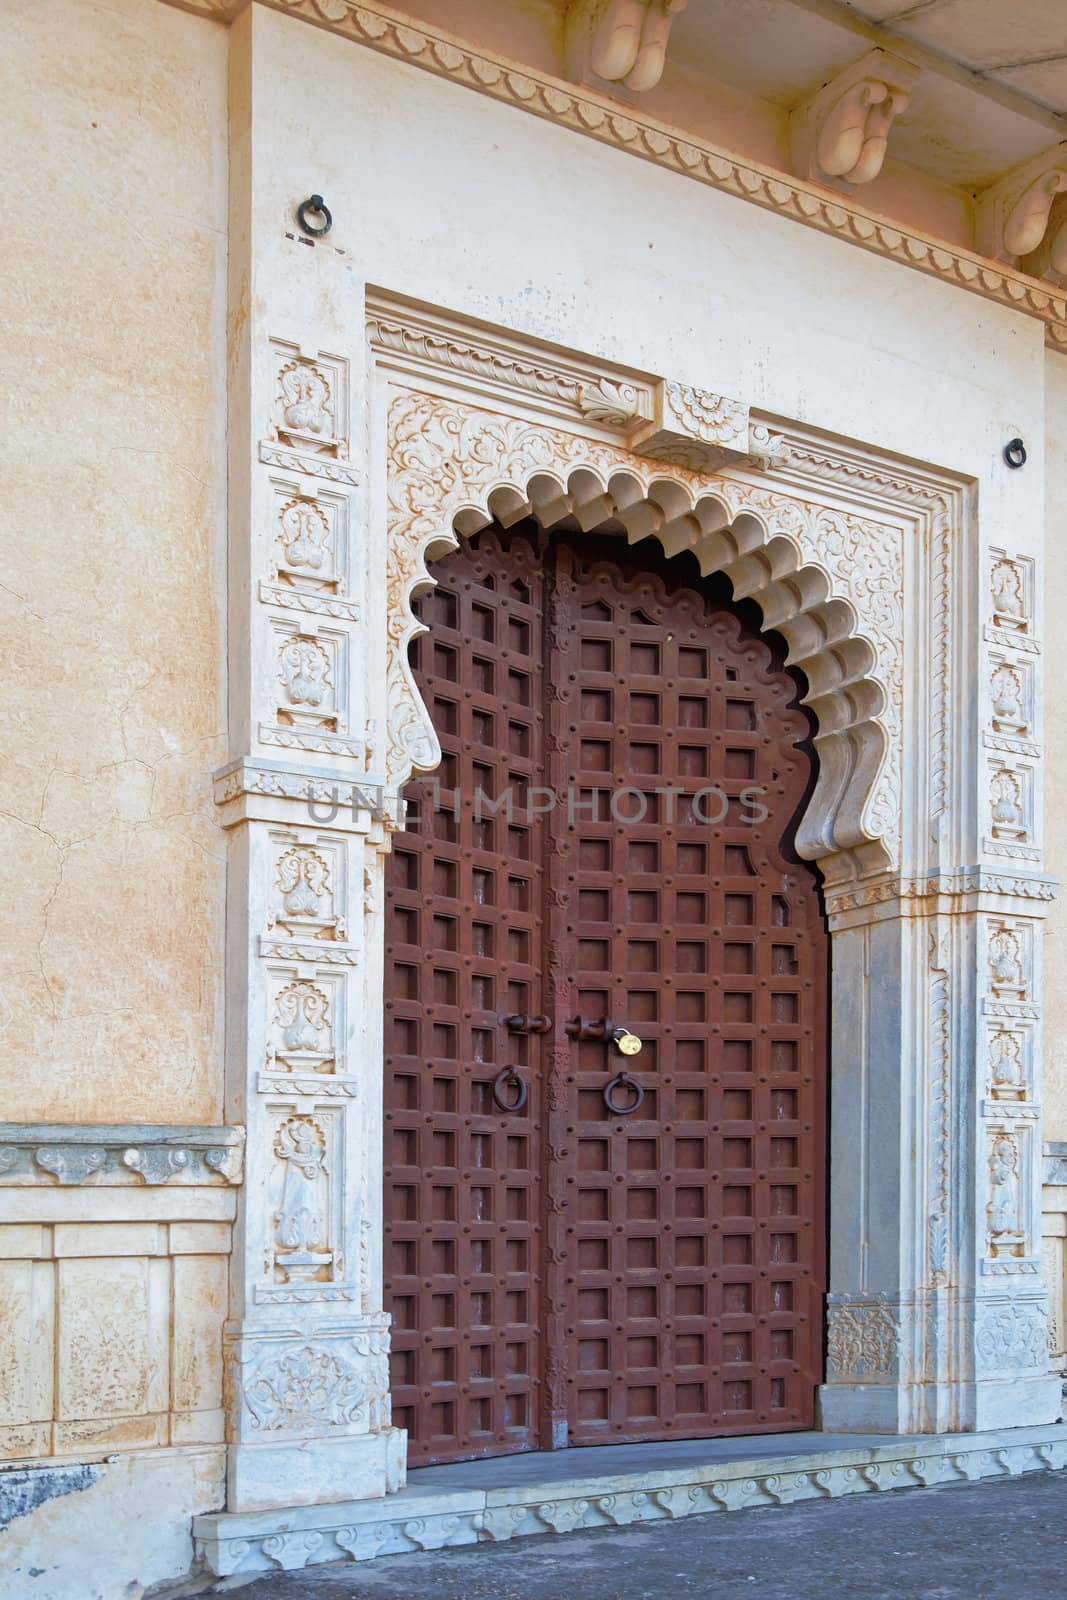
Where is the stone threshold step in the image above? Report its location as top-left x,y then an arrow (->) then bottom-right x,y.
194,1421 -> 1067,1577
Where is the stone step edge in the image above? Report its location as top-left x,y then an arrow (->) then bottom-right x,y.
194,1422 -> 1067,1577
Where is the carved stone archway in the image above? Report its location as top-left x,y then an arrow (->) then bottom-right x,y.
365,319 -> 1056,1443
383,388 -> 901,887
203,294 -> 1058,1572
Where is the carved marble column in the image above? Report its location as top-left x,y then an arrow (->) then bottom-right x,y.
215,7 -> 403,1512
818,531 -> 1058,1433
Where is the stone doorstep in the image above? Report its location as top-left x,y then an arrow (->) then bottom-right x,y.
194,1422 -> 1067,1577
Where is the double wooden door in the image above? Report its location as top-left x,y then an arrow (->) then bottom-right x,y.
383,527 -> 827,1466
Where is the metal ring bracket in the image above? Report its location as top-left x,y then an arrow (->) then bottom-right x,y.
296,194 -> 333,237
1003,437 -> 1027,469
491,1067 -> 528,1113
603,1070 -> 645,1117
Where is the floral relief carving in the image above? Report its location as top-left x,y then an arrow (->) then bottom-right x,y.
989,927 -> 1026,998
278,846 -> 330,918
991,558 -> 1029,632
279,637 -> 332,716
575,377 -> 645,425
975,1302 -> 1047,1371
826,1299 -> 901,1379
277,500 -> 333,584
276,361 -> 336,453
661,381 -> 747,443
271,981 -> 334,1073
385,389 -> 902,875
990,770 -> 1025,839
270,844 -> 346,943
244,1343 -> 365,1431
991,664 -> 1026,732
989,1030 -> 1026,1097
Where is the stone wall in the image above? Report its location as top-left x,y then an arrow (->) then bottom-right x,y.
0,1126 -> 240,1462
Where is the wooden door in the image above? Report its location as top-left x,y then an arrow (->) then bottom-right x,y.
384,527 -> 827,1466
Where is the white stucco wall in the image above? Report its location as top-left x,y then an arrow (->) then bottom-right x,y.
249,3 -> 1046,487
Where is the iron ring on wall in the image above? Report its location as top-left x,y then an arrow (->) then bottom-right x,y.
296,194 -> 332,237
1003,437 -> 1027,469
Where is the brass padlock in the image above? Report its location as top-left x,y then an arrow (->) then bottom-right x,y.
612,1027 -> 643,1057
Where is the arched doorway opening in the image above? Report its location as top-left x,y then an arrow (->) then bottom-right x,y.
383,522 -> 829,1466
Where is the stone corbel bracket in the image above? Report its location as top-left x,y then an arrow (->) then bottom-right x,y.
792,49 -> 920,188
0,1123 -> 245,1186
978,145 -> 1067,284
565,0 -> 688,97
367,292 -> 782,470
633,381 -> 787,472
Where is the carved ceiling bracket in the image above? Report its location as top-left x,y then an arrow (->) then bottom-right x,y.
978,145 -> 1067,286
564,0 -> 688,97
792,48 -> 920,189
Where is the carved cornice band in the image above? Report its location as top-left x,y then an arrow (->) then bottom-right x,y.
825,869 -> 1059,920
172,0 -> 1067,349
0,1123 -> 245,1186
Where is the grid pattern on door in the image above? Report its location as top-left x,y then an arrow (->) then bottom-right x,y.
383,531 -> 546,1464
383,527 -> 827,1465
559,554 -> 824,1443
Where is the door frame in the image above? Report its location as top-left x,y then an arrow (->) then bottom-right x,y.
211,288 -> 1057,1516
365,291 -> 1058,1443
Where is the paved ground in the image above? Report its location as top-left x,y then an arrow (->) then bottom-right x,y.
206,1470 -> 1067,1599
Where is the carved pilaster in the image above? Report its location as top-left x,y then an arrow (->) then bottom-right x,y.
217,11 -> 404,1512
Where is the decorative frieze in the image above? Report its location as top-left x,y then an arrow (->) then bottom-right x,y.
367,294 -> 653,435
0,1124 -> 244,1187
823,869 -> 1059,920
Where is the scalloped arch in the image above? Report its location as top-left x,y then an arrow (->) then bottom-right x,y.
385,390 -> 903,882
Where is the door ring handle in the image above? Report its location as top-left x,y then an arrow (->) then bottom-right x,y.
492,1067 -> 529,1113
603,1070 -> 644,1116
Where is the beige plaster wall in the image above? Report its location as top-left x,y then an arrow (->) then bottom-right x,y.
1044,348 -> 1067,1142
0,0 -> 228,1124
